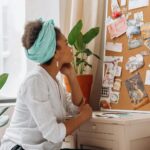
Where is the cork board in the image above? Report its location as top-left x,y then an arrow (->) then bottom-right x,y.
104,0 -> 150,110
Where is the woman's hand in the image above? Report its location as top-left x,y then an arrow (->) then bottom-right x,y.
60,63 -> 76,78
79,104 -> 92,121
64,103 -> 92,136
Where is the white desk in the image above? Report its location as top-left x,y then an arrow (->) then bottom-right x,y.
76,111 -> 150,150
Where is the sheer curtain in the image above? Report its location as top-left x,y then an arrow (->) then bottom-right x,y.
59,0 -> 106,110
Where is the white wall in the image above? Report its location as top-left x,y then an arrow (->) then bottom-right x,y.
25,0 -> 60,72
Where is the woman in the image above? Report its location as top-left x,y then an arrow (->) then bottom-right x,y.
0,19 -> 92,150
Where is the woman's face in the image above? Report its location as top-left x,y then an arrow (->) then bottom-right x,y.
56,33 -> 73,64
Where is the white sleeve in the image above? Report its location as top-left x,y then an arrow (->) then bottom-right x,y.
64,90 -> 79,116
22,75 -> 66,143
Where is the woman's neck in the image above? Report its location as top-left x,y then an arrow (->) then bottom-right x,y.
40,63 -> 59,81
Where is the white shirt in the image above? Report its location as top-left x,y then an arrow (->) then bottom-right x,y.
0,66 -> 78,150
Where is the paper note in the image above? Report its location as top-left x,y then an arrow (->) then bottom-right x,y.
115,66 -> 122,77
106,42 -> 123,52
134,11 -> 144,21
145,70 -> 150,85
121,0 -> 126,6
107,16 -> 127,39
111,0 -> 121,12
110,91 -> 120,104
104,56 -> 123,63
128,0 -> 149,10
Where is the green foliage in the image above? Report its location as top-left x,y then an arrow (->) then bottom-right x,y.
0,73 -> 8,90
68,20 -> 100,74
68,20 -> 83,45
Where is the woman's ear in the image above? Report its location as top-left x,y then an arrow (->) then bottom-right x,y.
54,50 -> 60,60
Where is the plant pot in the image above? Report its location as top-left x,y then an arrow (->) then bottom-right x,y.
64,74 -> 93,103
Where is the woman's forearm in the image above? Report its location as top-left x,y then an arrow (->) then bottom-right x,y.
67,74 -> 83,106
64,114 -> 85,136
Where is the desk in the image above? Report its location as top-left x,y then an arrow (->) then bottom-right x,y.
76,111 -> 150,150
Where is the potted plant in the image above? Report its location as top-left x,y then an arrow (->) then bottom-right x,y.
0,73 -> 8,90
64,20 -> 100,103
0,73 -> 9,127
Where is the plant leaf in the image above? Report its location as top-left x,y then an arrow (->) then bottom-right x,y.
93,53 -> 100,59
83,27 -> 99,44
85,62 -> 92,68
75,49 -> 92,56
76,57 -> 85,66
68,20 -> 83,45
74,32 -> 85,51
0,73 -> 8,90
84,49 -> 92,56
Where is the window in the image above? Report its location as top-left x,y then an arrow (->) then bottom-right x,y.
0,0 -> 60,99
0,0 -> 25,98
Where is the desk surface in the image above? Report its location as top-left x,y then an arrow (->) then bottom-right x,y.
92,110 -> 150,125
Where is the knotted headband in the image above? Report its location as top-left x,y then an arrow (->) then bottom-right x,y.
26,19 -> 56,63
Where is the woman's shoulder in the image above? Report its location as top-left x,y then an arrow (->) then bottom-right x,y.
22,68 -> 46,87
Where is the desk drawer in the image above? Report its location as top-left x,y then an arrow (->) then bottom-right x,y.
77,135 -> 117,150
79,121 -> 113,134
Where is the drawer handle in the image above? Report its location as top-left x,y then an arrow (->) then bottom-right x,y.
92,124 -> 96,130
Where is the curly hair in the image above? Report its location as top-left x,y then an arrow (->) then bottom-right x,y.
22,20 -> 43,49
22,20 -> 61,64
22,20 -> 61,49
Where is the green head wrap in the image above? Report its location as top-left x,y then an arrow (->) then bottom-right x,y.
26,19 -> 56,63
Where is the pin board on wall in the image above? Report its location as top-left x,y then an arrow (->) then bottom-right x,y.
100,0 -> 150,110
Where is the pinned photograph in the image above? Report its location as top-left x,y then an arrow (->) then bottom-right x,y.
141,22 -> 150,39
125,54 -> 144,73
125,73 -> 148,105
144,39 -> 150,50
110,91 -> 120,104
126,19 -> 142,37
128,38 -> 143,50
134,11 -> 144,22
113,79 -> 122,91
102,62 -> 117,87
107,16 -> 127,39
111,0 -> 122,19
115,66 -> 122,77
